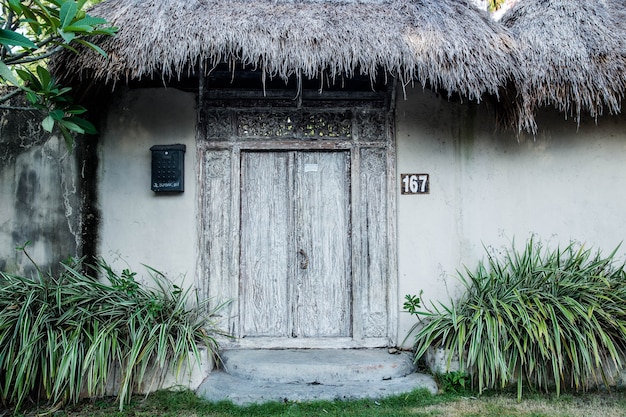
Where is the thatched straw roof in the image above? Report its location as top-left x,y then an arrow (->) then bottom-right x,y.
501,0 -> 626,133
53,0 -> 518,101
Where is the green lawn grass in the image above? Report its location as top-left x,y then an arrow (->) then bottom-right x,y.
19,388 -> 626,417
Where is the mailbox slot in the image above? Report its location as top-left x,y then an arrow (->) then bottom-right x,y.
150,144 -> 186,192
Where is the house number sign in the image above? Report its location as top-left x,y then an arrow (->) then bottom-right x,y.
400,174 -> 429,194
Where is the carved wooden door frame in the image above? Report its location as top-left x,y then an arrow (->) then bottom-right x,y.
196,88 -> 398,349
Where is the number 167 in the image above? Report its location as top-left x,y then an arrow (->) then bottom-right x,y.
401,174 -> 429,194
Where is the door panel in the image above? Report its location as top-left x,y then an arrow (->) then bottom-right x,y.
293,152 -> 351,337
239,151 -> 351,339
359,148 -> 388,337
240,152 -> 292,337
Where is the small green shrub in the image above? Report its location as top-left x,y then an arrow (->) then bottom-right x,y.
436,371 -> 470,394
407,238 -> 626,399
403,293 -> 422,315
0,256 -> 228,412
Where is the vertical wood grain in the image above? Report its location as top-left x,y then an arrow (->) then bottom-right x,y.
294,151 -> 352,337
240,151 -> 352,338
240,152 -> 292,337
359,148 -> 388,337
202,150 -> 235,332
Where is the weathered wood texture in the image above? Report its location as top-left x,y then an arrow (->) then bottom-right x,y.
240,151 -> 292,337
359,148 -> 389,338
198,88 -> 396,348
293,151 -> 351,338
240,151 -> 352,338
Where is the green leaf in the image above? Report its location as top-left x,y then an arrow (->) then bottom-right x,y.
54,86 -> 73,97
58,28 -> 76,43
59,1 -> 78,29
59,124 -> 74,148
25,91 -> 39,105
31,0 -> 57,30
0,29 -> 37,49
0,61 -> 20,86
15,68 -> 31,82
71,16 -> 108,27
7,0 -> 23,14
16,69 -> 40,89
22,10 -> 43,36
62,25 -> 92,33
36,66 -> 51,90
91,26 -> 118,36
65,116 -> 97,134
74,38 -> 107,57
42,115 -> 54,132
59,118 -> 84,134
49,109 -> 65,121
59,43 -> 79,55
64,105 -> 87,115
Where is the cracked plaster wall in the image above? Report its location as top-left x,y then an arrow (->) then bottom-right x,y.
0,108 -> 81,276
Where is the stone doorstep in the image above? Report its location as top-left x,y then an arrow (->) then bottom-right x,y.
196,369 -> 438,405
220,348 -> 418,383
196,348 -> 438,405
86,347 -> 439,403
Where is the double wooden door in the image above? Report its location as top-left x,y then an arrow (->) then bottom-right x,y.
201,145 -> 394,348
239,151 -> 352,338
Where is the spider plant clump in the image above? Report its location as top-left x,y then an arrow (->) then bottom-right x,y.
0,257 -> 226,412
407,238 -> 626,399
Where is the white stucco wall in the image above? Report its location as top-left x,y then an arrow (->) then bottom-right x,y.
98,88 -> 197,289
97,85 -> 626,347
395,87 -> 626,344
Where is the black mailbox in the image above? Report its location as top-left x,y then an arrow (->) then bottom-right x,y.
150,144 -> 186,192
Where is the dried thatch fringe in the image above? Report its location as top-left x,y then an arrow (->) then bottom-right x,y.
501,0 -> 626,134
51,0 -> 626,134
52,0 -> 519,102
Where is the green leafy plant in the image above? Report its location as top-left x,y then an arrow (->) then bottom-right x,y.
0,0 -> 117,145
403,293 -> 422,315
407,237 -> 626,399
109,267 -> 140,296
436,371 -> 470,394
0,253 -> 228,412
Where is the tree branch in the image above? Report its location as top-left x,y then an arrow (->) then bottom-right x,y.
0,87 -> 23,105
3,6 -> 13,32
4,36 -> 58,64
6,45 -> 64,65
0,105 -> 37,111
2,6 -> 14,61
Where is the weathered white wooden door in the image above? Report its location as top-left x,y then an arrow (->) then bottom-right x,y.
240,151 -> 351,338
199,97 -> 396,348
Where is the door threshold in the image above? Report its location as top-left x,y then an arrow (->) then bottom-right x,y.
218,336 -> 392,350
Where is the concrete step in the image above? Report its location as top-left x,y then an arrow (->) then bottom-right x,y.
196,349 -> 438,405
221,348 -> 418,383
